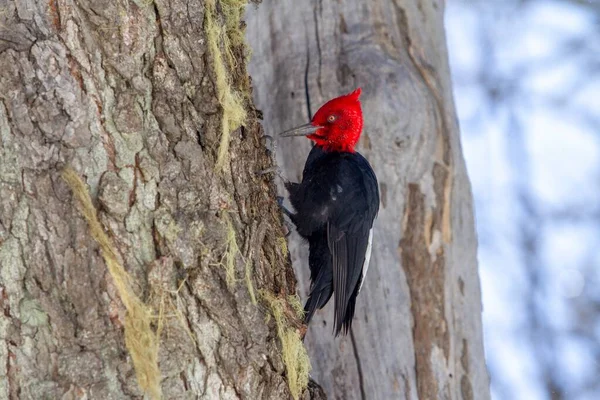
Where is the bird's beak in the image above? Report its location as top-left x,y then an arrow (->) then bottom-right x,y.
279,122 -> 322,137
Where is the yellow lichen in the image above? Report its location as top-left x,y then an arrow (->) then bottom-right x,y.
287,294 -> 305,320
260,290 -> 311,400
204,0 -> 248,171
149,276 -> 196,346
221,0 -> 247,67
222,213 -> 239,288
277,236 -> 288,256
62,167 -> 161,400
214,213 -> 257,303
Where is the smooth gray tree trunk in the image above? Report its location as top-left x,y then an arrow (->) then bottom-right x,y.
0,0 -> 324,399
247,0 -> 490,399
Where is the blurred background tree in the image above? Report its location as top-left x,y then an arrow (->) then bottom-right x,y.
446,0 -> 600,399
247,0 -> 489,398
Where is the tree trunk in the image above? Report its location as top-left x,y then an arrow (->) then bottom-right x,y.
247,1 -> 490,399
0,1 -> 322,399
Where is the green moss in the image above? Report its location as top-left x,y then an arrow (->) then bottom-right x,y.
220,0 -> 247,66
219,213 -> 257,303
62,167 -> 161,400
277,236 -> 288,256
204,0 -> 248,172
287,294 -> 305,320
260,290 -> 310,400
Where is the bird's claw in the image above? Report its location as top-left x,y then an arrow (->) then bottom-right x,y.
275,196 -> 294,234
256,166 -> 291,186
276,197 -> 294,219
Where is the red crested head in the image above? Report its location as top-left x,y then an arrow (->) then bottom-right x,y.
279,88 -> 364,153
309,88 -> 363,152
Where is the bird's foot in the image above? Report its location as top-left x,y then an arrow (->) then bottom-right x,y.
276,196 -> 294,219
256,166 -> 291,186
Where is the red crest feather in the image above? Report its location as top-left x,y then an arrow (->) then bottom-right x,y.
347,87 -> 362,101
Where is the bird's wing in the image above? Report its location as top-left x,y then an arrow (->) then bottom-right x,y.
326,155 -> 379,335
327,220 -> 372,335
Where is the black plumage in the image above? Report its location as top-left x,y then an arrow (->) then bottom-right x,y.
285,145 -> 379,335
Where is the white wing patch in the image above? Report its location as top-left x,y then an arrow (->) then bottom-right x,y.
358,228 -> 373,293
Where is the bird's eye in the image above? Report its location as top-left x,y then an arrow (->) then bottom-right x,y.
327,115 -> 336,123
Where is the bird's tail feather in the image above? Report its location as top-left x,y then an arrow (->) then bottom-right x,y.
335,280 -> 360,336
303,285 -> 333,325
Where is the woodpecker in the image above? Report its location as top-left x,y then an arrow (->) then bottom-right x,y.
279,88 -> 379,336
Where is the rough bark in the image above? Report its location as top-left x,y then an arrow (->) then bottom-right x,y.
0,0 -> 321,399
247,0 -> 490,399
